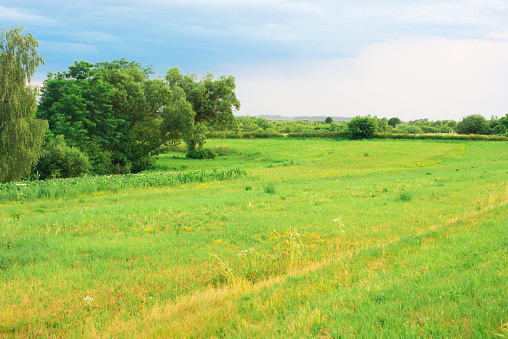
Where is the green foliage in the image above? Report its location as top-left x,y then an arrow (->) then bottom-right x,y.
396,125 -> 422,135
0,26 -> 48,183
346,115 -> 378,139
186,148 -> 217,159
490,113 -> 508,135
387,117 -> 401,127
37,59 -> 223,174
33,136 -> 90,180
165,67 -> 240,150
325,117 -> 333,124
183,122 -> 208,151
456,114 -> 490,135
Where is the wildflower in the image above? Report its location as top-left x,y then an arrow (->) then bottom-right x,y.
84,296 -> 93,303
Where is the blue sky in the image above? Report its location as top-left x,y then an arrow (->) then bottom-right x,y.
2,0 -> 508,121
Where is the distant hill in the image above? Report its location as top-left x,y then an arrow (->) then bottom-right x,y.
238,114 -> 353,122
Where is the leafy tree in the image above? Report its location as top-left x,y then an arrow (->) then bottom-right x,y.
387,117 -> 401,127
489,114 -> 508,135
346,115 -> 378,139
325,117 -> 333,124
165,67 -> 240,150
456,114 -> 489,135
37,60 -> 117,173
0,26 -> 48,183
376,117 -> 389,133
37,59 -> 193,173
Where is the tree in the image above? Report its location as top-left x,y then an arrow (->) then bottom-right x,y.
165,67 -> 240,150
490,114 -> 508,135
37,59 -> 192,173
0,26 -> 48,183
376,117 -> 389,133
387,117 -> 401,128
325,117 -> 333,124
346,115 -> 378,139
456,114 -> 489,135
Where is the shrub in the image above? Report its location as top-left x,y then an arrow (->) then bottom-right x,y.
186,148 -> 217,159
346,115 -> 378,139
457,114 -> 490,135
33,136 -> 90,180
387,117 -> 401,127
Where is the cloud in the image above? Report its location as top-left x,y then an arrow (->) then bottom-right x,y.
233,37 -> 508,121
0,6 -> 55,25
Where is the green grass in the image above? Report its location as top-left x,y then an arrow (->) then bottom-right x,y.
0,139 -> 507,337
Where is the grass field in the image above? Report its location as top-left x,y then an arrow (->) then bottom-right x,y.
1,138 -> 507,338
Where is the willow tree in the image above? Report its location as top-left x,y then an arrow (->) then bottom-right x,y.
0,26 -> 47,182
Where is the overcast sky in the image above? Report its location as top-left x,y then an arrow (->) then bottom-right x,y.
2,0 -> 508,121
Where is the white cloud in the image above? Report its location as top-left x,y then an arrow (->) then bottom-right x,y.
0,6 -> 55,25
233,38 -> 508,121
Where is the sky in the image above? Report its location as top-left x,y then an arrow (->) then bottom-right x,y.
2,0 -> 508,121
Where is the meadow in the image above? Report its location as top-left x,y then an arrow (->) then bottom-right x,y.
0,138 -> 507,338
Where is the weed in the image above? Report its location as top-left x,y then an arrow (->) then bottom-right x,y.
398,191 -> 414,202
245,186 -> 252,191
263,183 -> 276,194
9,209 -> 22,220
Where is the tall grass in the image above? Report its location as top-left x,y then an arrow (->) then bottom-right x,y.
0,168 -> 246,204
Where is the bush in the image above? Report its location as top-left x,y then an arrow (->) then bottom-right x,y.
457,114 -> 490,135
388,117 -> 401,127
33,136 -> 90,180
346,115 -> 378,139
186,148 -> 217,159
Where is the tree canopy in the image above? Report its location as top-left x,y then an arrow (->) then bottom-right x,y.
165,67 -> 240,149
0,26 -> 48,183
456,114 -> 489,135
37,60 -> 240,174
346,115 -> 378,139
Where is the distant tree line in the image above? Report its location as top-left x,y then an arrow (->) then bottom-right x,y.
229,114 -> 508,139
